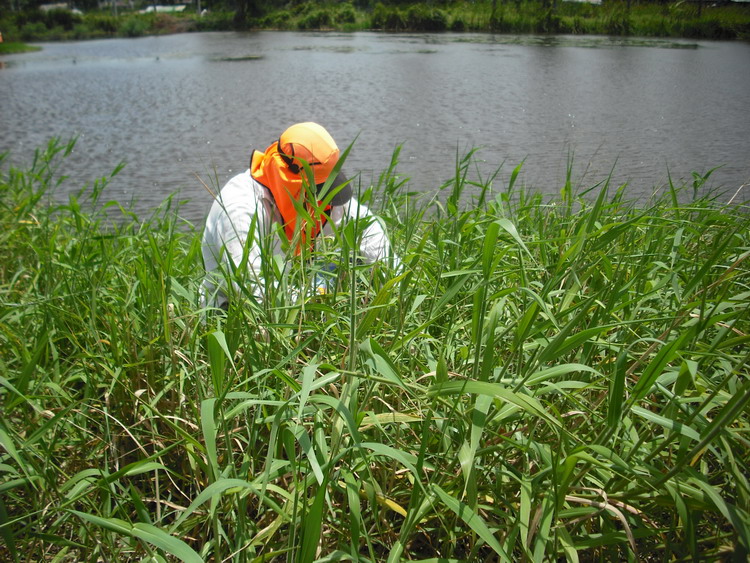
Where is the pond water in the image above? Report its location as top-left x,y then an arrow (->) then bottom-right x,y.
1,31 -> 749,224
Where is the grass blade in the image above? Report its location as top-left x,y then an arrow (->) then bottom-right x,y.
432,484 -> 511,561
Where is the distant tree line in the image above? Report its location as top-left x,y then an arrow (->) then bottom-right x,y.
1,0 -> 748,40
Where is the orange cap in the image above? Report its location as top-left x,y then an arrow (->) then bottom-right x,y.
277,122 -> 340,184
250,123 -> 351,245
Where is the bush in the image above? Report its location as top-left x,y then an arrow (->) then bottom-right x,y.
0,22 -> 20,43
734,22 -> 750,40
560,15 -> 586,34
336,2 -> 357,24
13,9 -> 46,29
370,2 -> 406,29
489,10 -> 509,32
292,1 -> 316,16
119,16 -> 148,37
257,11 -> 293,29
450,15 -> 466,31
72,22 -> 94,39
45,8 -> 82,31
297,8 -> 332,29
192,11 -> 234,31
45,25 -> 67,39
371,2 -> 448,31
678,18 -> 733,39
19,21 -> 47,41
87,14 -> 119,34
605,11 -> 631,35
534,10 -> 561,33
405,4 -> 448,31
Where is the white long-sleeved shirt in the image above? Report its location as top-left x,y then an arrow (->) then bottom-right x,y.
200,170 -> 397,308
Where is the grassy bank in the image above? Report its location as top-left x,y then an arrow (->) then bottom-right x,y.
0,42 -> 41,54
0,0 -> 749,42
1,139 -> 750,561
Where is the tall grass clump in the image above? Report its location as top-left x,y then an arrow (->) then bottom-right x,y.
1,139 -> 750,561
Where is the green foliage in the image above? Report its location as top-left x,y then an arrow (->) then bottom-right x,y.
605,9 -> 631,35
282,1 -> 360,30
336,1 -> 358,25
405,4 -> 449,31
257,9 -> 293,29
2,7 -> 82,40
43,7 -> 82,30
295,2 -> 333,29
1,139 -> 750,560
370,2 -> 449,31
9,8 -> 46,29
18,21 -> 46,41
2,1 -> 749,39
119,15 -> 149,37
0,41 -> 41,54
192,10 -> 234,31
371,1 -> 407,30
86,13 -> 119,34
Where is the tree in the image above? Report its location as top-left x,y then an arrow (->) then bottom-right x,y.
233,0 -> 260,27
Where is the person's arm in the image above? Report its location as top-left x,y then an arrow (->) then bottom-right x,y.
219,199 -> 266,297
202,175 -> 269,306
332,197 -> 401,270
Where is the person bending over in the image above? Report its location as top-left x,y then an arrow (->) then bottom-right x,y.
200,122 -> 398,309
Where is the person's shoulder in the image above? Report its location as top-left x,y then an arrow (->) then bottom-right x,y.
221,170 -> 253,191
216,170 -> 262,201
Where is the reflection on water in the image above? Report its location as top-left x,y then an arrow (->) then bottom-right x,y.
0,31 -> 748,225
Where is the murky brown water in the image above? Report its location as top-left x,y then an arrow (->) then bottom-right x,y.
1,31 -> 748,224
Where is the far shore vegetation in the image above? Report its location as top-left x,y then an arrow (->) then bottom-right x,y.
1,138 -> 749,561
0,0 -> 749,46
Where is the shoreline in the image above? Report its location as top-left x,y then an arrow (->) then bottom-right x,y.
1,0 -> 749,46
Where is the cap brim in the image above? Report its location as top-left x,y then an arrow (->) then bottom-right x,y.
317,172 -> 352,206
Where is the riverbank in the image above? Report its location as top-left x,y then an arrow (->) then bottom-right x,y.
0,42 -> 40,55
1,0 -> 749,44
2,139 -> 749,560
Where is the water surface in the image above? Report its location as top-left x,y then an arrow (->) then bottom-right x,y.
1,31 -> 748,224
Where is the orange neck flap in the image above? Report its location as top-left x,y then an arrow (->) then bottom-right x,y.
250,144 -> 329,252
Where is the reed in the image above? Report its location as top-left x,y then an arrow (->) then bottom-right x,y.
1,139 -> 749,561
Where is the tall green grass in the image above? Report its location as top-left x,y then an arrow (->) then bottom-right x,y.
1,139 -> 749,561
